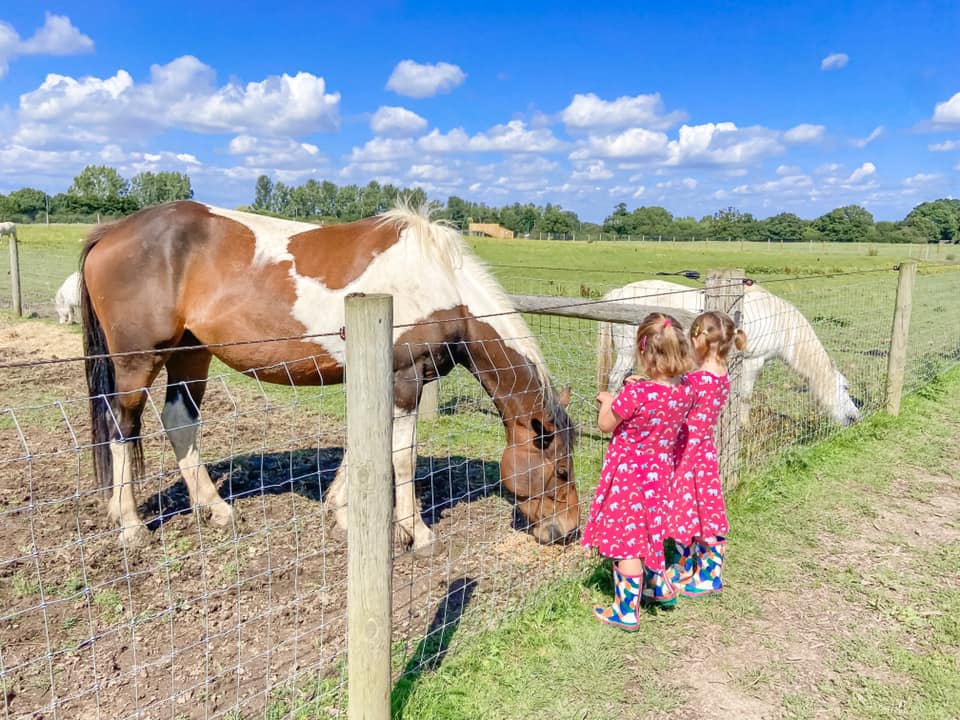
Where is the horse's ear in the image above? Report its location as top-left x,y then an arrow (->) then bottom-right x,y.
559,385 -> 571,408
531,417 -> 555,450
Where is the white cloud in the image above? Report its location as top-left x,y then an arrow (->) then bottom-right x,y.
632,186 -> 646,198
569,127 -> 669,160
929,139 -> 960,152
369,106 -> 428,137
655,177 -> 698,190
408,163 -> 461,183
776,164 -> 802,176
847,162 -> 876,183
386,60 -> 466,98
851,126 -> 885,148
903,172 -> 942,186
348,137 -> 415,162
559,92 -> 686,132
418,121 -> 563,153
571,161 -> 613,181
15,57 -> 341,147
816,162 -> 842,175
227,134 -> 323,168
784,123 -> 826,144
665,122 -> 783,167
0,13 -> 93,78
820,53 -> 849,71
932,92 -> 960,127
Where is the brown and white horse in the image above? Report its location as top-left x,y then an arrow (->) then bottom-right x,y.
80,200 -> 578,553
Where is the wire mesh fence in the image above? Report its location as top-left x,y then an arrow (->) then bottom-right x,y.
0,261 -> 958,719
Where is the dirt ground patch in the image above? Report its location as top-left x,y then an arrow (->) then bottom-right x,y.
667,468 -> 960,720
0,318 -> 590,719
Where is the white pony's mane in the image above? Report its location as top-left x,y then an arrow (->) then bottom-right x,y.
377,199 -> 552,391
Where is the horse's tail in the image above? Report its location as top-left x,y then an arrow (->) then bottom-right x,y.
80,228 -> 124,496
597,319 -> 614,393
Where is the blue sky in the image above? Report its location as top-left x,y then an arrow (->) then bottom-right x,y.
1,1 -> 958,222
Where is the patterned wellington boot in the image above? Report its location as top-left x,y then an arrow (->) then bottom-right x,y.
680,537 -> 725,597
593,563 -> 642,632
665,539 -> 695,587
641,565 -> 677,609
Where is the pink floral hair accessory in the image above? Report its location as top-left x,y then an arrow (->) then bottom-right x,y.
640,335 -> 647,351
663,318 -> 672,328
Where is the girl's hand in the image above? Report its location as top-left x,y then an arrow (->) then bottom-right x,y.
624,374 -> 643,384
595,391 -> 613,405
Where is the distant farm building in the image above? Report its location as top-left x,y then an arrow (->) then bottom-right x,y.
468,223 -> 514,239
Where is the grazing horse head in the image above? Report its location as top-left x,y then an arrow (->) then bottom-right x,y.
832,371 -> 861,426
500,385 -> 578,544
79,199 -> 578,551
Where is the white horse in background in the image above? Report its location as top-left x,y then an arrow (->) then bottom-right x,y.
0,221 -> 15,242
597,279 -> 861,426
55,271 -> 81,324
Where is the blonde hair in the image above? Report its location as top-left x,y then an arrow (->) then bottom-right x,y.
636,313 -> 696,380
690,311 -> 747,364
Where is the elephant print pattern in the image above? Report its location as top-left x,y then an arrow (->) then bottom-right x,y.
667,370 -> 731,544
582,379 -> 694,572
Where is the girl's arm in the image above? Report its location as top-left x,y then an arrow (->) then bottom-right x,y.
595,391 -> 623,433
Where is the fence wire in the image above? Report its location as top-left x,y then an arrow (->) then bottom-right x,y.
0,265 -> 958,719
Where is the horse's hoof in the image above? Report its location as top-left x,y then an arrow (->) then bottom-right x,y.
118,523 -> 150,548
207,504 -> 235,528
412,540 -> 439,559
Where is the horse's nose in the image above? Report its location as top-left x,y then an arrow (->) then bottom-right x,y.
851,396 -> 864,410
539,521 -> 580,545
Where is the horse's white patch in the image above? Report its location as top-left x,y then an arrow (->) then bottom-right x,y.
206,205 -> 317,267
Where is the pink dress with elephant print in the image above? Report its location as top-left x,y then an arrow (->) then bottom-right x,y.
666,370 -> 731,544
581,379 -> 694,572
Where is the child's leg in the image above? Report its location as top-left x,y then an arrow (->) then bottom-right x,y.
593,559 -> 643,631
680,535 -> 725,597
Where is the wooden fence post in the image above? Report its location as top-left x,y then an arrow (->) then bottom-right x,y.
884,262 -> 917,416
345,293 -> 394,720
9,233 -> 22,317
704,269 -> 745,491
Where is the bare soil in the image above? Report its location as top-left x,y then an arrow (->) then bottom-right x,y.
0,319 -> 590,720
664,470 -> 960,720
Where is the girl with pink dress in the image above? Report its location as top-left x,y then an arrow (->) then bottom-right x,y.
665,310 -> 746,597
582,313 -> 696,631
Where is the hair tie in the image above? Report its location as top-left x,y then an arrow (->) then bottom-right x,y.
663,318 -> 671,328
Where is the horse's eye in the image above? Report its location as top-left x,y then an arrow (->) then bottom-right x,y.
556,468 -> 568,481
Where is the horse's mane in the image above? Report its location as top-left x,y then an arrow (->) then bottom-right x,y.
378,199 -> 556,404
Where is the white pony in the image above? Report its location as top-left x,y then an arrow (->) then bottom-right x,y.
0,221 -> 16,241
55,271 -> 81,324
597,279 -> 861,426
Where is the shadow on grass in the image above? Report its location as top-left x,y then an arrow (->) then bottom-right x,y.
392,576 -> 478,718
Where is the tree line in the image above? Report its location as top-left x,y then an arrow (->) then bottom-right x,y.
250,173 -> 959,244
2,165 -> 957,244
0,165 -> 193,223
